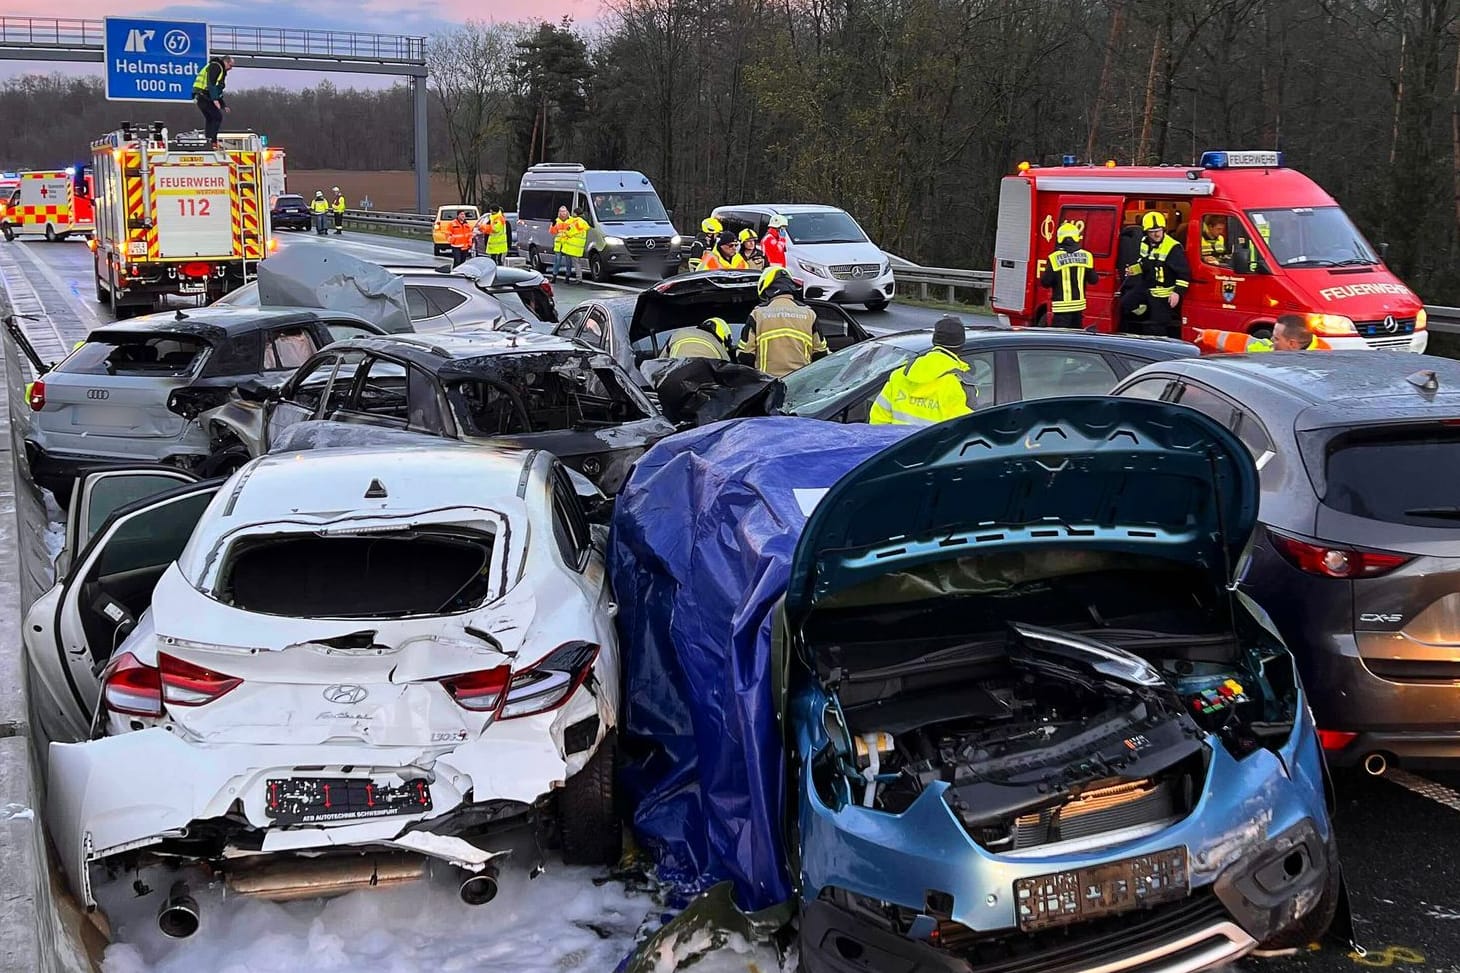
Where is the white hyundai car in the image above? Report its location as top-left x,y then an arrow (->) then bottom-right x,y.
29,444 -> 620,932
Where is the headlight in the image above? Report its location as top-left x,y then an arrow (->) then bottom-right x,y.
1306,313 -> 1357,337
798,258 -> 830,278
603,236 -> 625,246
1416,308 -> 1428,331
670,235 -> 682,246
880,260 -> 892,276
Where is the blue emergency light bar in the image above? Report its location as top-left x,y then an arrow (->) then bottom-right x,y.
1061,155 -> 1077,166
1201,150 -> 1284,169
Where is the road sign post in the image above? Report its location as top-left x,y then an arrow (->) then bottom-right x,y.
103,18 -> 208,102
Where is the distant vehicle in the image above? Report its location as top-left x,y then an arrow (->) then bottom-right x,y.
20,307 -> 386,497
34,444 -> 622,923
711,204 -> 895,311
200,330 -> 677,493
1112,351 -> 1460,771
554,270 -> 868,387
778,325 -> 1198,421
269,193 -> 311,231
432,204 -> 479,256
993,150 -> 1428,351
3,167 -> 94,242
215,258 -> 558,329
517,164 -> 682,281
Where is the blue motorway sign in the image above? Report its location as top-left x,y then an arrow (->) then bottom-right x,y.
103,18 -> 209,103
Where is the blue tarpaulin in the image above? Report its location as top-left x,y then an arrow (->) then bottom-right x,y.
608,417 -> 908,910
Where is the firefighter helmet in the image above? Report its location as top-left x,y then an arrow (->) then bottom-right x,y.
701,317 -> 732,343
1057,221 -> 1081,244
738,228 -> 757,243
701,217 -> 723,235
768,214 -> 789,229
758,266 -> 797,299
1141,211 -> 1167,232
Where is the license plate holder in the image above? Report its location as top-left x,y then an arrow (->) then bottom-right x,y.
265,777 -> 432,824
177,281 -> 205,293
1014,846 -> 1189,932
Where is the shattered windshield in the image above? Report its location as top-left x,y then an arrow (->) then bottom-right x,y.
446,353 -> 651,436
1246,206 -> 1378,268
591,192 -> 669,223
780,341 -> 916,415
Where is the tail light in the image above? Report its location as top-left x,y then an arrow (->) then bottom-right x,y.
101,652 -> 162,717
1317,730 -> 1358,751
26,379 -> 44,411
86,237 -> 97,252
1268,528 -> 1413,579
539,280 -> 553,298
159,653 -> 243,706
441,664 -> 512,712
500,641 -> 598,719
180,261 -> 211,278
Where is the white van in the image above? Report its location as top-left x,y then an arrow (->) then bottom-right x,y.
711,204 -> 895,311
517,164 -> 682,281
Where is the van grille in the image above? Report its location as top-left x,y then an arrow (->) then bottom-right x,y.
625,237 -> 676,257
830,263 -> 882,281
1365,334 -> 1417,350
1355,317 -> 1416,338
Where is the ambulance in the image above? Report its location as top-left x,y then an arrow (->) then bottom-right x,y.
1,168 -> 95,242
90,123 -> 272,317
992,150 -> 1427,352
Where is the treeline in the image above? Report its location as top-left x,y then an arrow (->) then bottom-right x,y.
4,0 -> 1459,301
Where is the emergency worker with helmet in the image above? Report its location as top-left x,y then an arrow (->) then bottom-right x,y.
662,317 -> 734,361
737,267 -> 828,377
1040,221 -> 1098,328
761,214 -> 789,267
686,217 -> 724,271
1121,211 -> 1191,337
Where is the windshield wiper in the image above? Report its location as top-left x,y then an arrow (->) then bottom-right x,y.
1284,258 -> 1337,268
1332,258 -> 1377,267
1404,506 -> 1460,520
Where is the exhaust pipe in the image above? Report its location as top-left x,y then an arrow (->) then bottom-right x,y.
459,865 -> 499,906
1363,752 -> 1389,777
158,881 -> 200,939
226,853 -> 426,901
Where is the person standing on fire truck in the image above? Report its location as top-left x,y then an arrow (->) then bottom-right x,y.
1126,212 -> 1190,337
1040,221 -> 1097,328
192,54 -> 233,147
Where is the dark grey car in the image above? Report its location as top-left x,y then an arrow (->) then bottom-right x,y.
1113,351 -> 1460,770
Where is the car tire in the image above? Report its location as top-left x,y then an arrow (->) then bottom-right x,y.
1257,856 -> 1342,950
588,251 -> 608,283
1,224 -> 12,242
529,244 -> 544,273
44,224 -> 55,242
865,298 -> 889,312
197,442 -> 251,478
559,730 -> 621,866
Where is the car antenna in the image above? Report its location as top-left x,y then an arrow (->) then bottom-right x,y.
1406,369 -> 1439,394
364,478 -> 388,499
175,309 -> 188,320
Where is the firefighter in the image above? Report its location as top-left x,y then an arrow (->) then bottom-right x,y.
1200,219 -> 1226,266
192,54 -> 233,146
550,205 -> 573,280
484,206 -> 509,261
1126,211 -> 1190,338
1040,221 -> 1097,328
737,267 -> 828,377
1193,315 -> 1333,354
869,316 -> 973,426
331,187 -> 347,235
309,190 -> 331,235
662,317 -> 732,360
448,210 -> 474,266
685,217 -> 723,272
760,214 -> 788,268
699,232 -> 739,271
735,229 -> 766,271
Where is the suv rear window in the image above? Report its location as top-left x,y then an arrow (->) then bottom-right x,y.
55,334 -> 208,377
1322,424 -> 1460,526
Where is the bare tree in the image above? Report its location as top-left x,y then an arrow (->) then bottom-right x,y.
427,22 -> 520,205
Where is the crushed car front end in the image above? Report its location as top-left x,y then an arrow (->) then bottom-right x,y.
782,397 -> 1342,973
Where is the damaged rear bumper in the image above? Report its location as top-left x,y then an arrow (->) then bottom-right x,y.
48,711 -> 610,908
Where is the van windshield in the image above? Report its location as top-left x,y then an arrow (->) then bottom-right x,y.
784,210 -> 869,245
1246,206 -> 1378,268
592,192 -> 668,223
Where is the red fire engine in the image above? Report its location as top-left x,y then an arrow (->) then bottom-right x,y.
991,150 -> 1427,352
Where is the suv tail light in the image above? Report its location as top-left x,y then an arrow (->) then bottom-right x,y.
101,652 -> 162,717
160,653 -> 243,706
26,379 -> 44,411
1317,730 -> 1358,751
1268,529 -> 1413,579
441,664 -> 512,712
500,642 -> 598,719
539,280 -> 554,298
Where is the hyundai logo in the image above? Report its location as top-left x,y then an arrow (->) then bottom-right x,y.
1383,315 -> 1399,333
86,389 -> 109,400
645,239 -> 656,250
322,684 -> 368,704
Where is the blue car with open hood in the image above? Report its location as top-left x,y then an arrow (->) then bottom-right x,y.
610,397 -> 1347,973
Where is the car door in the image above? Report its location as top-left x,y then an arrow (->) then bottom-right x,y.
28,476 -> 219,742
553,306 -> 590,341
58,466 -> 199,577
807,301 -> 870,353
263,349 -> 365,449
1008,346 -> 1123,402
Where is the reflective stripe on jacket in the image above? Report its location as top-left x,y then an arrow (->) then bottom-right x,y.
309,198 -> 330,214
1041,247 -> 1096,313
738,295 -> 827,377
664,328 -> 729,360
1139,236 -> 1190,298
551,218 -> 571,253
1192,329 -> 1335,354
869,347 -> 973,426
560,217 -> 589,257
448,220 -> 473,249
332,196 -> 347,214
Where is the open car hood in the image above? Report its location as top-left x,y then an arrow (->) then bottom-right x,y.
627,271 -> 762,345
784,397 -> 1259,631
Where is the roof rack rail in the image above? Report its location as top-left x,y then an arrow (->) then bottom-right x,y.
527,163 -> 587,173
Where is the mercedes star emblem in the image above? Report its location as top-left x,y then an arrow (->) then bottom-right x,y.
851,266 -> 864,279
323,684 -> 368,704
1383,315 -> 1399,333
645,239 -> 656,249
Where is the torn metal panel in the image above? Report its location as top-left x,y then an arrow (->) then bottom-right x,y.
256,243 -> 411,334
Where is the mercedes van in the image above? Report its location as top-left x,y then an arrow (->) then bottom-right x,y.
516,165 -> 682,281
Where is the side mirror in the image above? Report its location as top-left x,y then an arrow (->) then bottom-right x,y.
236,378 -> 280,403
1379,242 -> 1391,259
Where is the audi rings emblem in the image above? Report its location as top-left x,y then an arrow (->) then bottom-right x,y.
645,239 -> 656,249
1383,315 -> 1399,333
86,389 -> 109,400
323,684 -> 368,704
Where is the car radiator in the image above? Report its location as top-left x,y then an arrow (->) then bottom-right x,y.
1009,778 -> 1174,849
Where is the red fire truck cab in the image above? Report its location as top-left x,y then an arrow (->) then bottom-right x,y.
991,150 -> 1427,352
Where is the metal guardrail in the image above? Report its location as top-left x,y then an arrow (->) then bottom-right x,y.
343,209 -> 432,232
1426,305 -> 1460,335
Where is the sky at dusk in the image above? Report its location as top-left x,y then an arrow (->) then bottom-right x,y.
0,0 -> 606,85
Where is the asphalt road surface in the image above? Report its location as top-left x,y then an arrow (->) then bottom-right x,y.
2,235 -> 1458,972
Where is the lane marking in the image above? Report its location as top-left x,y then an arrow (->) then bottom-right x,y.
1387,768 -> 1460,814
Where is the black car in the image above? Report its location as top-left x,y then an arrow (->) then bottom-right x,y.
200,329 -> 676,494
1112,351 -> 1460,771
778,323 -> 1199,421
554,270 -> 871,386
270,193 -> 312,231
